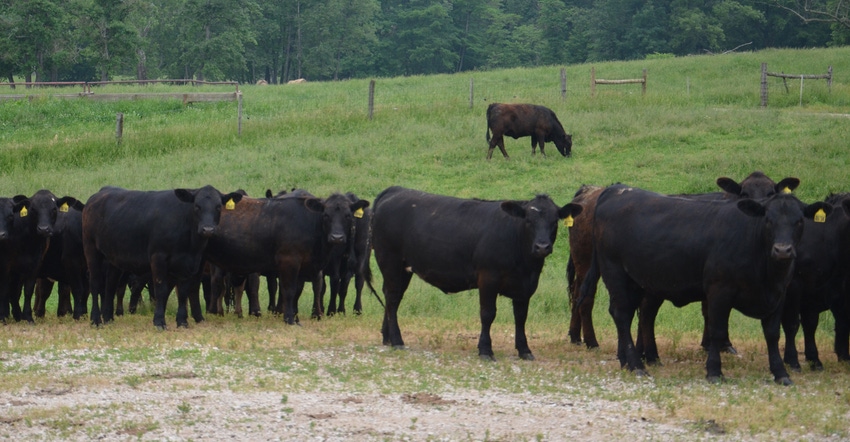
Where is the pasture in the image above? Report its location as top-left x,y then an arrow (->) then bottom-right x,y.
2,46 -> 850,440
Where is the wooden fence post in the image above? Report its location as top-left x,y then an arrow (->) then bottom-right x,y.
760,63 -> 768,108
642,69 -> 647,96
237,92 -> 243,136
469,78 -> 474,109
560,68 -> 567,100
590,67 -> 596,97
116,112 -> 124,145
828,65 -> 833,92
368,80 -> 375,120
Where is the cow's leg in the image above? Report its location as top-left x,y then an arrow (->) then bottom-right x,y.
70,272 -> 89,320
57,283 -> 72,317
34,278 -> 52,318
174,280 -> 191,328
102,266 -> 120,323
265,275 -> 277,313
781,294 -> 803,371
311,272 -> 324,320
636,296 -> 663,366
568,260 -> 598,348
326,272 -> 341,317
20,278 -> 36,323
210,269 -> 225,315
87,258 -> 107,326
232,279 -> 245,318
832,298 -> 850,362
602,268 -> 645,374
150,257 -> 172,329
800,307 -> 823,370
246,273 -> 261,317
511,293 -> 534,360
9,278 -> 23,321
185,274 -> 205,323
762,310 -> 793,385
353,269 -> 364,314
700,301 -> 736,354
379,269 -> 412,348
476,287 -> 498,361
0,274 -> 11,323
703,295 -> 734,383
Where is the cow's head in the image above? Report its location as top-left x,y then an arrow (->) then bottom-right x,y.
501,195 -> 582,258
737,194 -> 831,260
716,171 -> 800,200
0,197 -> 19,241
555,134 -> 572,158
175,185 -> 243,238
305,193 -> 370,245
12,190 -> 79,238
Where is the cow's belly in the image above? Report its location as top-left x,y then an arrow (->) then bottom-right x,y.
413,266 -> 477,294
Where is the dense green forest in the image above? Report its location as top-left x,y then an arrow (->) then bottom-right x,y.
1,0 -> 848,84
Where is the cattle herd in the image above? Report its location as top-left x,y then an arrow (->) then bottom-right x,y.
2,104 -> 848,387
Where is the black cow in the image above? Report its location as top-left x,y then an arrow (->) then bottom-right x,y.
82,185 -> 243,328
372,186 -> 582,360
567,171 -> 800,357
325,192 -> 377,316
31,198 -> 89,320
1,190 -> 78,323
582,184 -> 829,384
485,103 -> 572,159
203,192 -> 368,324
782,193 -> 850,371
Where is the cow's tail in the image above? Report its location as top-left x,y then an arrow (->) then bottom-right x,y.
567,255 -> 576,300
576,247 -> 600,310
485,103 -> 494,143
363,207 -> 386,310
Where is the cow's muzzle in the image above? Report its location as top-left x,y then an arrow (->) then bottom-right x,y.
532,242 -> 553,258
199,226 -> 216,238
771,243 -> 795,260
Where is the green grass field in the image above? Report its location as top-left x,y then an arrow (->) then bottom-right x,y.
2,46 -> 850,438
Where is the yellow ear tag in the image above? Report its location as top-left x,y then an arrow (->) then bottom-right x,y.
353,208 -> 364,219
564,214 -> 574,227
814,208 -> 826,223
225,199 -> 235,210
59,202 -> 69,213
19,206 -> 28,217
782,187 -> 792,194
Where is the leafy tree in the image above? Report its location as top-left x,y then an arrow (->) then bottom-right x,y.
301,0 -> 379,80
74,0 -> 139,81
377,0 -> 459,75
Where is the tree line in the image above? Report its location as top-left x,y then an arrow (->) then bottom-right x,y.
1,0 -> 847,85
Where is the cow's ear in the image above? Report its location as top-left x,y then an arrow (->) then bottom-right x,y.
304,198 -> 325,213
501,201 -> 526,218
350,199 -> 369,212
265,189 -> 274,198
12,194 -> 28,204
13,198 -> 30,213
736,199 -> 766,217
804,202 -> 832,221
775,178 -> 801,194
716,177 -> 742,195
174,188 -> 195,203
558,203 -> 583,219
222,192 -> 243,208
56,196 -> 83,212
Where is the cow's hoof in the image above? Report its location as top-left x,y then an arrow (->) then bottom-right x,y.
810,361 -> 824,371
479,354 -> 496,362
392,345 -> 406,351
645,359 -> 663,367
634,369 -> 651,378
774,376 -> 794,386
518,352 -> 535,361
722,345 -> 738,355
177,323 -> 189,329
706,375 -> 724,384
155,325 -> 167,331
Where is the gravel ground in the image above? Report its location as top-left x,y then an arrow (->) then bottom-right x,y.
1,381 -> 696,441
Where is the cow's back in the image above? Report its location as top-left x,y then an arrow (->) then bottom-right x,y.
373,186 -> 524,293
83,188 -> 194,274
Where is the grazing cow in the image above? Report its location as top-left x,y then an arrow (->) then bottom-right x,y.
566,172 -> 800,356
325,192 -> 377,316
372,186 -> 582,360
582,184 -> 829,384
203,192 -> 368,324
82,185 -> 243,328
1,190 -> 78,323
32,198 -> 89,320
782,193 -> 850,370
485,103 -> 572,159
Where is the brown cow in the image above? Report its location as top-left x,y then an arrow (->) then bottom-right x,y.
485,103 -> 572,159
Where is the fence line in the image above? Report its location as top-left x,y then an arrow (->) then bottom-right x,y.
591,67 -> 647,97
760,63 -> 832,107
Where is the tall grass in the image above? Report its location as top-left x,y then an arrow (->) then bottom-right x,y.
1,47 -> 850,437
